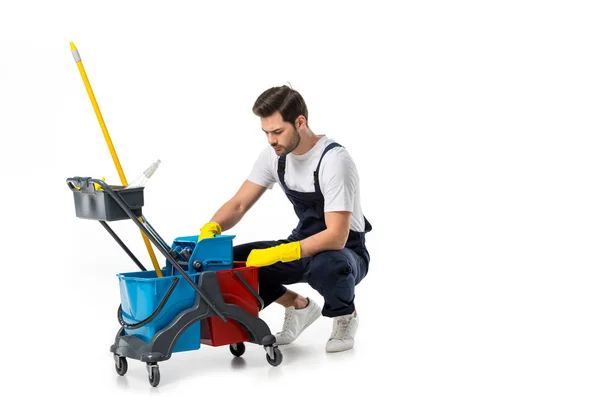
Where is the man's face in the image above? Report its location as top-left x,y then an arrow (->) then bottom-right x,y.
260,112 -> 301,156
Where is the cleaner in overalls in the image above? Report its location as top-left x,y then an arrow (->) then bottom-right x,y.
198,85 -> 371,352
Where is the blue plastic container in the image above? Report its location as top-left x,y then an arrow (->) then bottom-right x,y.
117,267 -> 201,353
166,234 -> 236,273
165,236 -> 197,274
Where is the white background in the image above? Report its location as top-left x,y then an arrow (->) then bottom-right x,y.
1,1 -> 599,399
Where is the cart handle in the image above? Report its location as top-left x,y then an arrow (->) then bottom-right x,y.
66,176 -> 111,193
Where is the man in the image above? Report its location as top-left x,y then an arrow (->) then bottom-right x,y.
198,85 -> 371,352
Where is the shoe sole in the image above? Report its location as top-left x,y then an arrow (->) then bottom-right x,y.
276,305 -> 322,345
326,341 -> 355,353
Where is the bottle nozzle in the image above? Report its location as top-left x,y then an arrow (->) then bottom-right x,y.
124,159 -> 161,189
144,159 -> 161,178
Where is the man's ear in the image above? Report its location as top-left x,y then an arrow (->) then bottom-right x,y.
296,115 -> 307,130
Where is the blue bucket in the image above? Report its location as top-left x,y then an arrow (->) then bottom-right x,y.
117,268 -> 201,353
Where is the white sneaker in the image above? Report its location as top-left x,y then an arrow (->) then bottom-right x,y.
275,298 -> 322,345
326,312 -> 359,352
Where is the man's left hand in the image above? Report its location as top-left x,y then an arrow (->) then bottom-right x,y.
246,242 -> 301,267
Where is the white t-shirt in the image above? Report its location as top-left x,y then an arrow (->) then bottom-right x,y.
247,135 -> 366,232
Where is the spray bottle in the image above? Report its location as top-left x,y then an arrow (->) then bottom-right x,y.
125,159 -> 161,189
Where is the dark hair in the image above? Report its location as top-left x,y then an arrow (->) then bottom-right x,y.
252,85 -> 308,126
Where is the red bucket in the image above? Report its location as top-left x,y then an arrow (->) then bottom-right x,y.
201,262 -> 260,346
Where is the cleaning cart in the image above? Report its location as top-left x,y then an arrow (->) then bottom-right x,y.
66,176 -> 282,387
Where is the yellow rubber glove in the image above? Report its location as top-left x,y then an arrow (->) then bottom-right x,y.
246,242 -> 301,267
198,222 -> 222,241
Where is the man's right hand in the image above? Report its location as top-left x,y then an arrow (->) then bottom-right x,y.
198,222 -> 222,241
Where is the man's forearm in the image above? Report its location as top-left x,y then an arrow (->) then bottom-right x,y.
210,200 -> 246,232
299,228 -> 348,258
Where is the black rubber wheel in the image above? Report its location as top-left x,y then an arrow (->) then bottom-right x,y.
148,363 -> 160,387
266,347 -> 282,366
115,357 -> 128,376
230,342 -> 246,357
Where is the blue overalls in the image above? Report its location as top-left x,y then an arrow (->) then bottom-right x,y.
233,142 -> 372,317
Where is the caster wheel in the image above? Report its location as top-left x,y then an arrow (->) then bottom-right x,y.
115,357 -> 128,376
230,342 -> 246,357
147,363 -> 160,387
266,347 -> 283,366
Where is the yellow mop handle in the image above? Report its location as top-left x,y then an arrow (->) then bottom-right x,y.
70,42 -> 163,277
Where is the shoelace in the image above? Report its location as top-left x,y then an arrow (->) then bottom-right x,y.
281,309 -> 294,332
332,317 -> 351,340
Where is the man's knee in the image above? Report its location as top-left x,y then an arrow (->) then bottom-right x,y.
307,250 -> 353,285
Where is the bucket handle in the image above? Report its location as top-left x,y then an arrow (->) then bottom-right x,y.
117,277 -> 180,330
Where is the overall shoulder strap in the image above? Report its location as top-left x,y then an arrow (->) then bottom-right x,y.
277,155 -> 289,190
314,142 -> 343,194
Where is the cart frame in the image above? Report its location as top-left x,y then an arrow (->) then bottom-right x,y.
66,176 -> 282,387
